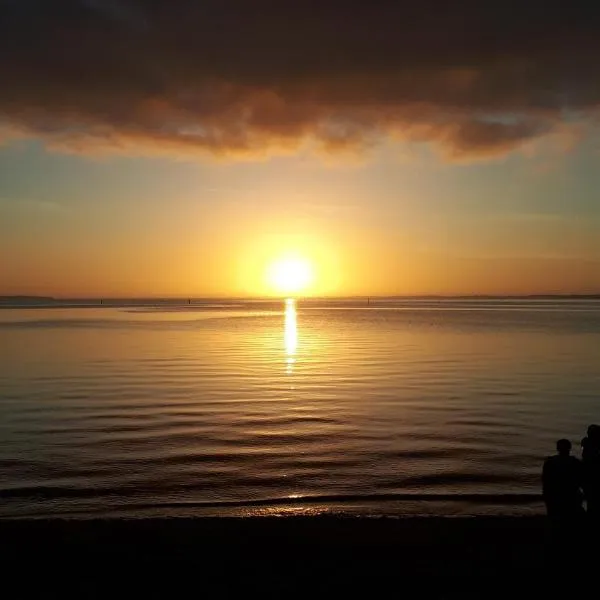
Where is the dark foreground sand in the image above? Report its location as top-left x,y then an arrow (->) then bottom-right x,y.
0,516 -> 588,598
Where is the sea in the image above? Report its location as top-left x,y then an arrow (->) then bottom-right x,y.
1,297 -> 599,518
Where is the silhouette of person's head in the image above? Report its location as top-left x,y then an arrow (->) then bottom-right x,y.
588,424 -> 600,443
556,439 -> 572,457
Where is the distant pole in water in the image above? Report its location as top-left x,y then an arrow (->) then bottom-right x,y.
100,299 -> 103,305
188,298 -> 191,305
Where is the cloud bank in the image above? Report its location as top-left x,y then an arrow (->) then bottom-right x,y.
1,0 -> 599,161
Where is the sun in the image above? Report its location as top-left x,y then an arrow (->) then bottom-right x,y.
267,257 -> 314,295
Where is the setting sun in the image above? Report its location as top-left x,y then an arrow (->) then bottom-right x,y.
267,257 -> 314,295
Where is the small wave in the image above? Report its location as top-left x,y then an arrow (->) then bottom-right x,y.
0,319 -> 142,329
398,473 -> 523,487
377,449 -> 466,460
0,486 -> 541,507
133,493 -> 543,509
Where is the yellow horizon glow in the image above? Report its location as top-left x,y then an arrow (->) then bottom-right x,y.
4,193 -> 599,298
267,257 -> 314,296
235,232 -> 342,297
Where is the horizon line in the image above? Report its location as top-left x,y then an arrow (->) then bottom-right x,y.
2,293 -> 600,301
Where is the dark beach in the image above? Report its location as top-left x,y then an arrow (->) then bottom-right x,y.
0,515 -> 582,598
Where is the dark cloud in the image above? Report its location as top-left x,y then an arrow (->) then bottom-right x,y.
1,0 -> 599,160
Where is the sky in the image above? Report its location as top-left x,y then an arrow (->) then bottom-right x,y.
1,0 -> 599,297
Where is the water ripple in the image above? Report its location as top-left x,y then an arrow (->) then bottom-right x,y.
1,300 -> 599,517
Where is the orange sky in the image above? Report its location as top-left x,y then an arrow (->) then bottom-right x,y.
1,142 -> 599,298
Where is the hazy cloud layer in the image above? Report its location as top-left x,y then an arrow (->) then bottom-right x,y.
1,0 -> 599,161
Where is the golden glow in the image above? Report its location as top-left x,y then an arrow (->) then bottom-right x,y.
284,298 -> 297,373
267,257 -> 314,296
235,232 -> 342,297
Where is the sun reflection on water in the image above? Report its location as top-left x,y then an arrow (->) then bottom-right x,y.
284,298 -> 297,373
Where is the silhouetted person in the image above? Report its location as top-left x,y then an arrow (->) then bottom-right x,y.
582,424 -> 600,522
542,439 -> 584,522
581,424 -> 600,460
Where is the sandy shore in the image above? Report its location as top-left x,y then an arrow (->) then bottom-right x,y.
0,516 -> 585,597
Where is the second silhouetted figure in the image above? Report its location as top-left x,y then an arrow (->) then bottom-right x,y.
543,439 -> 584,521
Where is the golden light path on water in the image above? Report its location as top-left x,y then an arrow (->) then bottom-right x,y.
284,298 -> 298,374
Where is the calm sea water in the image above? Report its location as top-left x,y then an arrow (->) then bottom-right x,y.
1,298 -> 599,518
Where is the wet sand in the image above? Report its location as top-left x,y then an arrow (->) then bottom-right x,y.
0,516 -> 583,598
